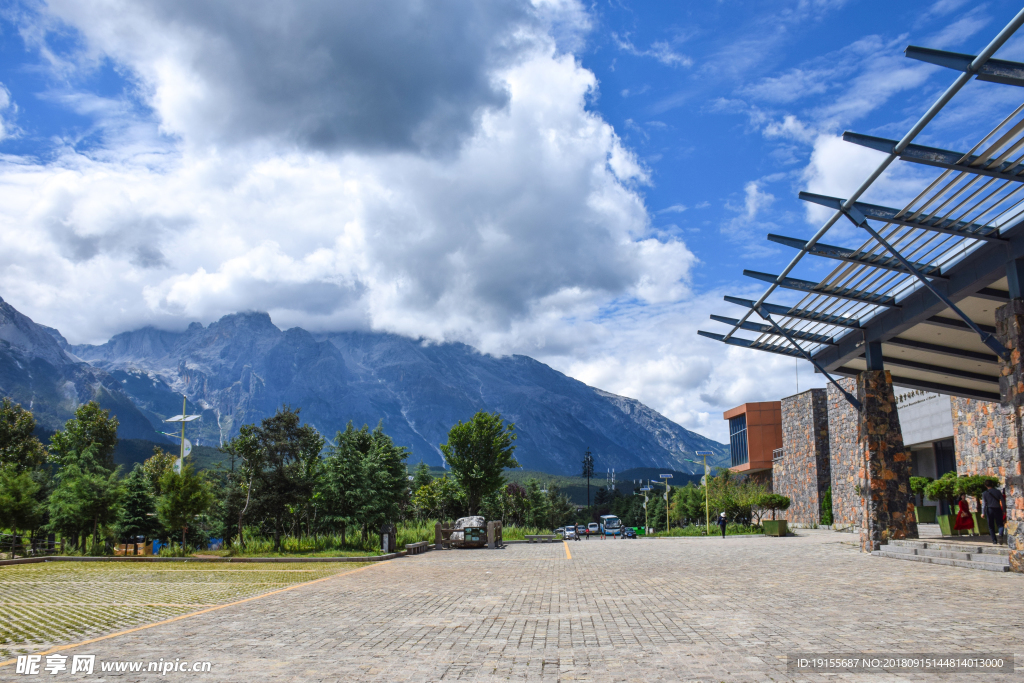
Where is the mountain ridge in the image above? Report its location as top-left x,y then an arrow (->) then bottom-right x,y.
6,302 -> 728,475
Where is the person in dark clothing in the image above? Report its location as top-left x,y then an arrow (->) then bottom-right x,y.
717,512 -> 727,538
982,481 -> 1006,545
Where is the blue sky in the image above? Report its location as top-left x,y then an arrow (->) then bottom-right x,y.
0,0 -> 1020,442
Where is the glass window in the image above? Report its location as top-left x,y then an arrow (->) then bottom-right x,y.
729,415 -> 748,467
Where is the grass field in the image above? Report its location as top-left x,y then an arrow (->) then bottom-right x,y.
0,561 -> 367,661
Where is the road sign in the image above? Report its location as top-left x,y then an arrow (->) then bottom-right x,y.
659,474 -> 673,478
640,486 -> 651,491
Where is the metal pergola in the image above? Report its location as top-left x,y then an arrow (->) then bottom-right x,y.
699,9 -> 1024,405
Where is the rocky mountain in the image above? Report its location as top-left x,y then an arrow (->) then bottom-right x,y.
0,296 -> 161,440
61,311 -> 727,474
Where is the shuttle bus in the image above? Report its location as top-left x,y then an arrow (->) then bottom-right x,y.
599,514 -> 622,536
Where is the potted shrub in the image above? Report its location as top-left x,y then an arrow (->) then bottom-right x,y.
955,475 -> 999,535
924,473 -> 961,536
909,476 -> 936,523
759,494 -> 791,536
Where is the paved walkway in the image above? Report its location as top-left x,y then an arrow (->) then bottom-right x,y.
4,531 -> 1022,682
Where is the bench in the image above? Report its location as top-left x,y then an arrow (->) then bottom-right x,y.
525,535 -> 559,543
405,541 -> 429,555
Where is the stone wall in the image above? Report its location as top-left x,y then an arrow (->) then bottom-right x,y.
775,389 -> 829,525
827,378 -> 860,529
994,298 -> 1024,571
951,397 -> 1022,485
857,370 -> 917,551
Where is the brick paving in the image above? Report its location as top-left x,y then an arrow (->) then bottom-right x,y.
2,531 -> 1023,681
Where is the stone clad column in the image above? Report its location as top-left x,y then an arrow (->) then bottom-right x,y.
857,370 -> 918,552
994,296 -> 1024,571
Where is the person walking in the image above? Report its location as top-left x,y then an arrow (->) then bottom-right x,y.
953,494 -> 975,536
717,512 -> 727,539
982,481 -> 1006,545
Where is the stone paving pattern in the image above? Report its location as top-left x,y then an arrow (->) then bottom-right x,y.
5,533 -> 1023,682
0,562 -> 362,662
776,389 -> 830,526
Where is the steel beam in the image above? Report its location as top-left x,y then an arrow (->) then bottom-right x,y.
799,191 -> 1004,241
922,315 -> 996,335
972,287 -> 1010,302
724,296 -> 862,328
767,233 -> 946,278
833,366 -> 1000,402
885,337 -> 1000,365
876,355 -> 998,383
696,330 -> 802,358
843,132 -> 1024,183
905,45 -> 1024,87
743,269 -> 899,307
708,314 -> 835,344
753,306 -> 862,410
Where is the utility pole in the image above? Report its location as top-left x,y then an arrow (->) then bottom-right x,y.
581,448 -> 595,509
640,483 -> 651,533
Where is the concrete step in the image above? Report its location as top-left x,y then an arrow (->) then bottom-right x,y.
916,548 -> 972,561
887,538 -> 1009,556
872,549 -> 1009,572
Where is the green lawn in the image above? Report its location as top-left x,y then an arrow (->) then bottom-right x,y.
0,561 -> 367,662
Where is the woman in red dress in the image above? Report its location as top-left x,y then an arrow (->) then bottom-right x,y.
953,495 -> 976,535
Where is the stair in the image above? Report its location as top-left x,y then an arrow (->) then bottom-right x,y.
872,539 -> 1009,572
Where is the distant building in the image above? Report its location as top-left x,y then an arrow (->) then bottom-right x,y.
724,401 -> 781,482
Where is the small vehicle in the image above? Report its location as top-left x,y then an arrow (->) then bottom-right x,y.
554,527 -> 564,536
576,524 -> 588,536
587,522 -> 599,536
623,527 -> 637,539
563,526 -> 577,540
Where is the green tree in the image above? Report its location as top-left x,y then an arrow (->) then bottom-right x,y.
48,454 -> 123,554
411,462 -> 433,492
142,447 -> 177,496
49,402 -> 119,472
670,482 -> 705,526
440,412 -> 519,516
819,486 -> 833,526
157,464 -> 214,549
231,407 -> 325,551
0,398 -> 47,473
956,474 -> 1000,513
116,464 -> 160,554
353,424 -> 409,541
525,479 -> 551,529
0,468 -> 45,545
410,474 -> 466,523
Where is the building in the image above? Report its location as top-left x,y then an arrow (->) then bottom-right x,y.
724,402 -> 781,482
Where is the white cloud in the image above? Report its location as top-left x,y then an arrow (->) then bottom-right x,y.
613,33 -> 693,68
0,84 -> 18,141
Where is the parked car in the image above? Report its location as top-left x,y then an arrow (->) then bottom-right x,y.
576,524 -> 588,536
563,526 -> 577,540
587,523 -> 599,536
623,527 -> 637,539
554,527 -> 564,536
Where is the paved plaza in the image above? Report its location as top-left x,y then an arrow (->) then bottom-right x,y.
1,532 -> 1022,682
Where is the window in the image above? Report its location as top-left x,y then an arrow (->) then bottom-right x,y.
729,415 -> 748,467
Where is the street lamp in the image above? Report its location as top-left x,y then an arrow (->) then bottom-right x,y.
680,451 -> 714,533
659,473 -> 673,532
163,396 -> 200,473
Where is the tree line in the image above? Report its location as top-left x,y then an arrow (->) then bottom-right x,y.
0,397 -> 579,554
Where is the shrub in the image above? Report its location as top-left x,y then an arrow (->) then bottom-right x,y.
819,487 -> 833,526
924,472 -> 958,511
908,476 -> 933,499
757,493 -> 791,520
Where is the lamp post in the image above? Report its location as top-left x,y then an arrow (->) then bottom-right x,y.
684,454 -> 716,532
164,397 -> 200,473
659,474 -> 673,533
640,484 -> 651,533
